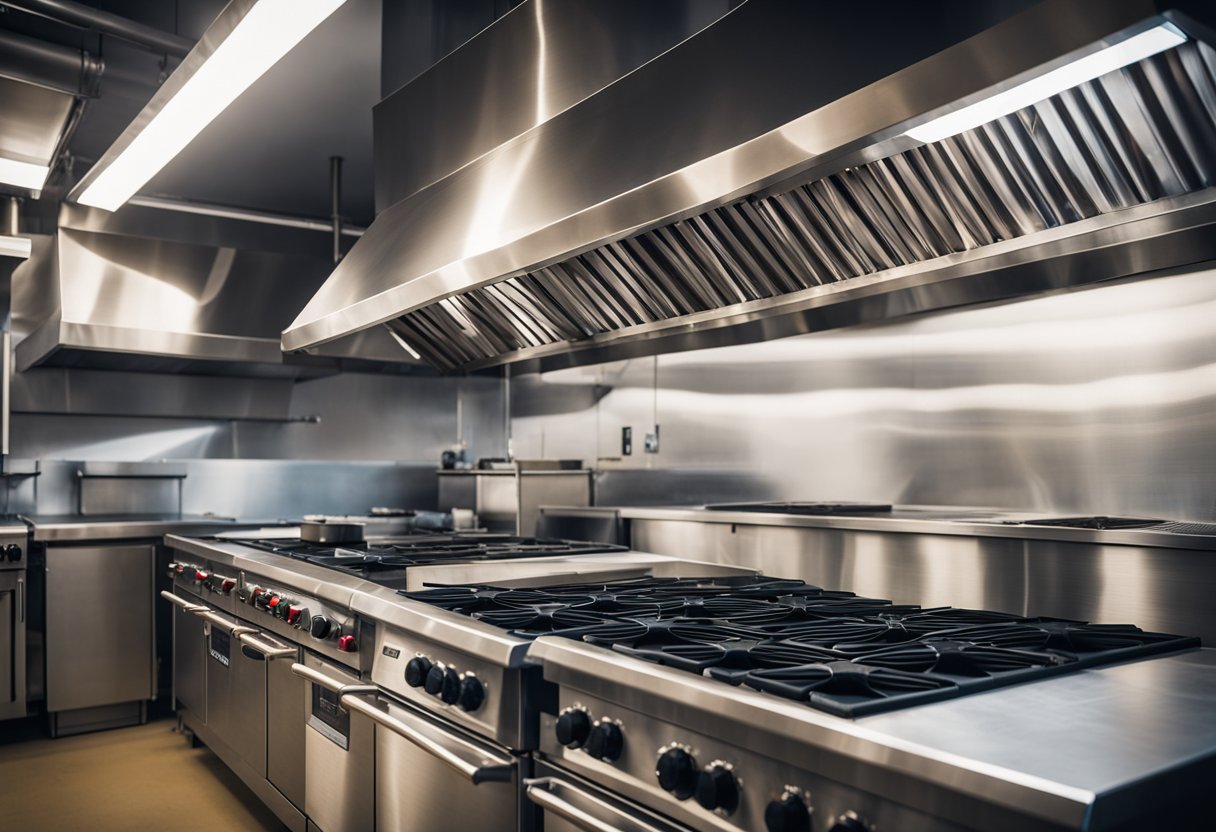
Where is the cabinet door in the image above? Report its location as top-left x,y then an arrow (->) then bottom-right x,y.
173,602 -> 206,718
45,545 -> 155,712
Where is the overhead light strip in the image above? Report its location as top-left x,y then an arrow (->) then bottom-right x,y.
0,157 -> 50,192
905,22 -> 1187,144
77,0 -> 346,212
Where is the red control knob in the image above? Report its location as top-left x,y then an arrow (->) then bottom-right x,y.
286,606 -> 303,625
220,578 -> 236,594
194,570 -> 209,583
337,635 -> 357,652
267,595 -> 282,610
174,563 -> 186,575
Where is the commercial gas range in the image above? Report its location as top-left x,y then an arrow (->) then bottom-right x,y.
400,573 -> 1213,832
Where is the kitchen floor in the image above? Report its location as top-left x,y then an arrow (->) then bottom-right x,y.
0,718 -> 287,831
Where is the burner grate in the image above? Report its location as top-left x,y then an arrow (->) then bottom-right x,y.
403,574 -> 1200,717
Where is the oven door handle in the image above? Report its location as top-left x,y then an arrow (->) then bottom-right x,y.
194,608 -> 255,637
237,631 -> 297,660
340,692 -> 516,785
524,777 -> 693,832
160,590 -> 208,613
289,662 -> 377,696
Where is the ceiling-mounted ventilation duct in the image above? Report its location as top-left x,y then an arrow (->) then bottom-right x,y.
283,0 -> 1216,372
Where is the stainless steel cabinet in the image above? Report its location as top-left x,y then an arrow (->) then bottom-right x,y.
0,570 -> 26,721
45,544 -> 155,734
205,623 -> 268,776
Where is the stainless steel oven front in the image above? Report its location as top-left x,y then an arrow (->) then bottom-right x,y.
292,661 -> 531,832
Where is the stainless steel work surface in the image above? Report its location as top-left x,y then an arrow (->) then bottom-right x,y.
858,648 -> 1216,796
25,513 -> 251,542
608,504 -> 1216,550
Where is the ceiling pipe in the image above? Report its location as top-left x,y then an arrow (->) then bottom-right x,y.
330,156 -> 343,264
0,28 -> 103,97
0,0 -> 194,59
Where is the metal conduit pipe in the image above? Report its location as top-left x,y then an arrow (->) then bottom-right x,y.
330,156 -> 343,264
0,28 -> 103,96
0,0 -> 194,58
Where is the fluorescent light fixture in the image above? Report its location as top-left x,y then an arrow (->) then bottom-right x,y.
0,157 -> 50,192
905,23 -> 1186,144
77,0 -> 346,211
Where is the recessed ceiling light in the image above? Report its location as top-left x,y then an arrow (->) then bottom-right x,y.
904,22 -> 1187,144
75,0 -> 347,212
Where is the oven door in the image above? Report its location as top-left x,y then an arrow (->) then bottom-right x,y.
292,662 -> 527,832
527,759 -> 696,832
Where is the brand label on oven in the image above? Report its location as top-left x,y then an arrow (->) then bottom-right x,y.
208,629 -> 231,667
381,646 -> 401,659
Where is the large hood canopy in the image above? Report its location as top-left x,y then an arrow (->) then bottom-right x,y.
284,0 -> 1216,372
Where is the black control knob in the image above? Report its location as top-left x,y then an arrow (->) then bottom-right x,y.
584,720 -> 623,761
5,544 -> 22,562
766,790 -> 812,832
254,592 -> 272,609
695,763 -> 740,815
827,813 -> 869,832
656,747 -> 698,800
309,615 -> 334,639
404,656 -> 432,687
554,708 -> 592,749
425,664 -> 461,705
457,675 -> 485,712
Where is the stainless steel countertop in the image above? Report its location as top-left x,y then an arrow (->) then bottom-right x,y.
25,514 -> 274,542
560,504 -> 1216,551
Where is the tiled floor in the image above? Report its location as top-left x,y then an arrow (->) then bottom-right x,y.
0,718 -> 286,831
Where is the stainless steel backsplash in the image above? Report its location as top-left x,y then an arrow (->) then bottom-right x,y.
511,262 -> 1216,522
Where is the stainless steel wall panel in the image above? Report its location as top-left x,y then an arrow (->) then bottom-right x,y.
514,262 -> 1216,523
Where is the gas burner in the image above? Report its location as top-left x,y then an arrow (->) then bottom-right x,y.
582,617 -> 758,649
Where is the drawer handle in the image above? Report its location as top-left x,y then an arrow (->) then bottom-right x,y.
237,631 -> 296,660
341,691 -> 515,786
160,590 -> 207,613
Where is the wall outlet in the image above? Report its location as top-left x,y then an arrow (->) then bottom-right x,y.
644,425 -> 660,453
621,426 -> 633,456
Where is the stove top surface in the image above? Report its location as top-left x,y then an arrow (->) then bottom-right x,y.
403,575 -> 1198,717
237,532 -> 626,580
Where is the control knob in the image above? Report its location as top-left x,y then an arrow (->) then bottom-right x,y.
266,595 -> 282,614
766,789 -> 812,832
337,635 -> 357,652
827,812 -> 869,832
309,615 -> 335,639
425,664 -> 461,705
219,577 -> 236,595
286,605 -> 307,626
404,656 -> 433,687
656,746 -> 698,800
193,569 -> 209,583
554,708 -> 592,749
4,544 -> 22,562
584,720 -> 623,762
457,674 -> 485,712
695,762 -> 740,815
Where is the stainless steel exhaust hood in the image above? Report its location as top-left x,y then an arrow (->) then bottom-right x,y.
13,201 -> 422,376
283,0 -> 1216,372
